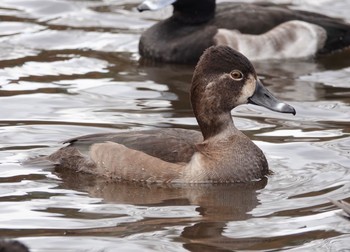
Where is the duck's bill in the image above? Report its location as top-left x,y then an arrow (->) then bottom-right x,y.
248,79 -> 296,115
137,0 -> 176,12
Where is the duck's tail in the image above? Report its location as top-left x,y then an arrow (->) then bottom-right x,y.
320,23 -> 350,53
296,10 -> 350,53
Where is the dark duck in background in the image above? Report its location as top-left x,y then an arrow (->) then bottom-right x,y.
138,0 -> 350,63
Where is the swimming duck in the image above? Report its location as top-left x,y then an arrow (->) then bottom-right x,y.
48,46 -> 295,183
138,0 -> 350,63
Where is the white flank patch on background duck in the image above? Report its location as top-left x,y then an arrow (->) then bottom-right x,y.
214,20 -> 327,61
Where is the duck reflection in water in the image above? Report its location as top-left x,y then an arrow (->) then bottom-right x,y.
54,167 -> 268,250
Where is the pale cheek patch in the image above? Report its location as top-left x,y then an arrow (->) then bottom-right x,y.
204,81 -> 218,104
205,81 -> 216,90
204,77 -> 227,103
235,74 -> 256,105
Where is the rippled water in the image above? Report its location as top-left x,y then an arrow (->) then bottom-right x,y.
1,0 -> 350,251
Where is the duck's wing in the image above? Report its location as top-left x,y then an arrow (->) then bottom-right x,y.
87,141 -> 184,183
62,128 -> 203,163
46,129 -> 202,182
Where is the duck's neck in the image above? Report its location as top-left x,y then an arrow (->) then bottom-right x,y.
172,0 -> 216,25
192,103 -> 234,140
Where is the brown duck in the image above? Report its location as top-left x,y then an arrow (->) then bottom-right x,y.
48,46 -> 295,183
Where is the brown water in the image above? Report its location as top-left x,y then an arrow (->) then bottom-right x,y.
1,0 -> 350,251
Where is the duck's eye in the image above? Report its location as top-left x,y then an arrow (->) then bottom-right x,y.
230,70 -> 243,80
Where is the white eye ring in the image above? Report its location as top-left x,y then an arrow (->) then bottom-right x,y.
230,70 -> 244,81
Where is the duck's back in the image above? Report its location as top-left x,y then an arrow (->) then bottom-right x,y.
213,3 -> 293,33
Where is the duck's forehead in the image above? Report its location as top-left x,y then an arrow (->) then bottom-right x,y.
229,57 -> 256,73
212,58 -> 256,76
200,46 -> 256,75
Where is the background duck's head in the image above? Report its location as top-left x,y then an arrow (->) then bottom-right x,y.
138,0 -> 215,24
138,0 -> 215,11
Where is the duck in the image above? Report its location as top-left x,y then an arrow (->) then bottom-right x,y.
47,46 -> 295,183
138,0 -> 350,63
0,240 -> 30,252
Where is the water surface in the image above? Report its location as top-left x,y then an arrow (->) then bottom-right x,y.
0,0 -> 350,251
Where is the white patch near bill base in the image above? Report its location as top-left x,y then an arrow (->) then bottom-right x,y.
235,74 -> 256,105
214,20 -> 327,60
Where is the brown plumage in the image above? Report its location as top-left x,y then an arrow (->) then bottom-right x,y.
47,46 -> 295,183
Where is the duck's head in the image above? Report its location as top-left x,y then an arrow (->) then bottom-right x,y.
138,0 -> 215,24
191,46 -> 296,117
137,0 -> 177,11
